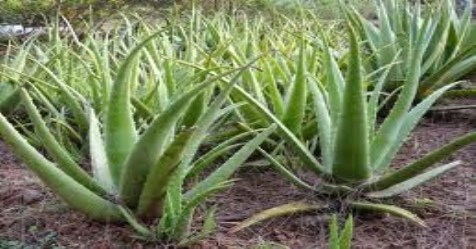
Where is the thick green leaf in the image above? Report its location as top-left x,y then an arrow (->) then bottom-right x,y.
373,83 -> 458,171
282,41 -> 307,137
370,17 -> 430,168
366,131 -> 476,191
20,88 -> 106,195
0,112 -> 122,221
340,215 -> 353,249
232,86 -> 325,175
184,124 -> 277,201
136,129 -> 195,217
367,161 -> 462,198
88,109 -> 115,193
329,214 -> 339,249
106,32 -> 162,185
308,77 -> 333,169
331,25 -> 370,182
119,75 -> 224,208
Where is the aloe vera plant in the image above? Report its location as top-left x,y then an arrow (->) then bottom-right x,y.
0,33 -> 276,244
350,0 -> 476,99
231,20 -> 476,228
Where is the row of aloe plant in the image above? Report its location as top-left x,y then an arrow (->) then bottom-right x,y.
0,1 -> 475,246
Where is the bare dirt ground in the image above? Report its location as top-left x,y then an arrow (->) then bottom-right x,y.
1,100 -> 475,249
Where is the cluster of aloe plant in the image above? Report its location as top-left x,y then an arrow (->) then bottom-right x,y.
350,0 -> 476,99
228,19 -> 476,230
0,31 -> 278,244
0,1 -> 475,246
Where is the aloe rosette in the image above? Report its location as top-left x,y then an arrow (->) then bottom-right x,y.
0,33 -> 276,244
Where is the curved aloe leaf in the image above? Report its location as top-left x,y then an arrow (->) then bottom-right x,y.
118,206 -> 153,238
420,44 -> 476,91
321,33 -> 344,128
89,109 -> 115,194
329,214 -> 354,249
136,129 -> 195,217
232,86 -> 325,175
230,202 -> 322,233
367,161 -> 462,198
119,77 -> 221,208
20,88 -> 106,195
427,56 -> 476,92
373,83 -> 458,171
191,145 -> 245,177
259,148 -> 317,192
366,131 -> 476,191
177,207 -> 217,247
174,181 -> 232,241
0,112 -> 122,221
184,124 -> 277,201
30,60 -> 89,130
106,32 -> 162,185
308,77 -> 333,170
371,17 -> 431,168
351,202 -> 426,227
166,57 -> 268,223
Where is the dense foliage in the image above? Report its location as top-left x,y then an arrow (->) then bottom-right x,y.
0,0 -> 475,247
